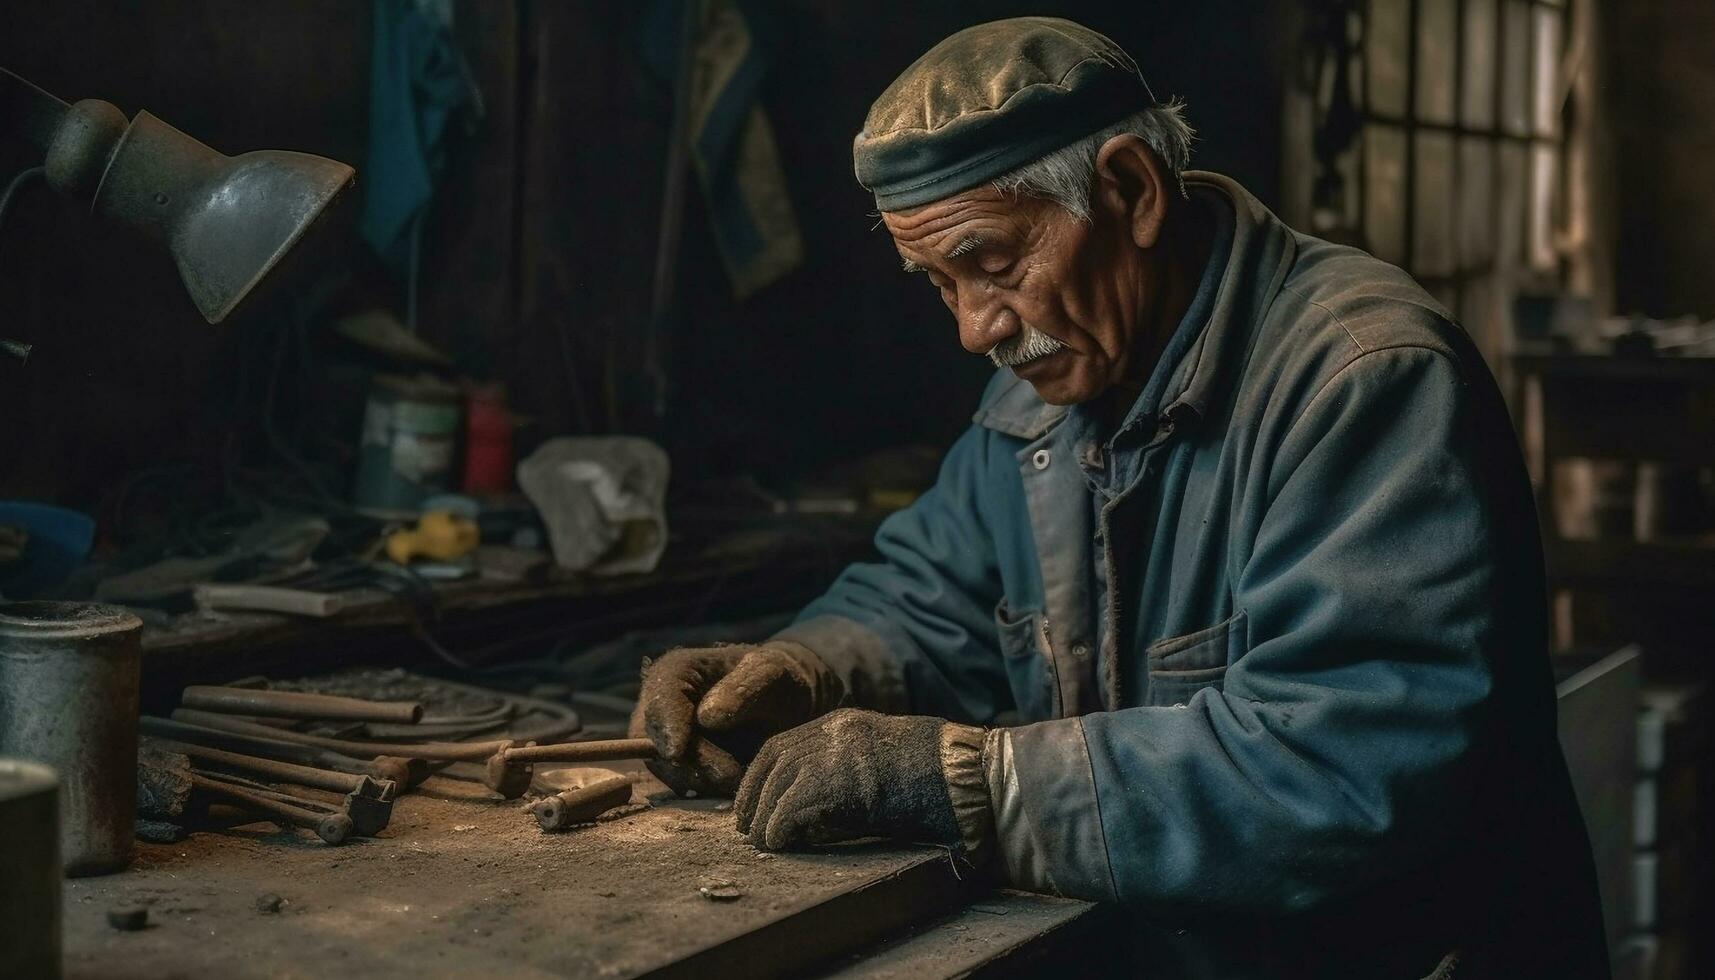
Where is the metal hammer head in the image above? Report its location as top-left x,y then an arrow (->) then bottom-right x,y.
369,755 -> 429,789
341,776 -> 395,837
483,751 -> 533,800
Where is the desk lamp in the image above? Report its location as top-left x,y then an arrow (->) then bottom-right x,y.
1,67 -> 355,327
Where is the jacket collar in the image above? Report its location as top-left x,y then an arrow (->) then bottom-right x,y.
972,172 -> 1298,438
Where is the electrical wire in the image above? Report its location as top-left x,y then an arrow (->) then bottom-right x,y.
0,166 -> 45,229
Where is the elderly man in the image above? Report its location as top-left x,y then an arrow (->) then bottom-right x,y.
632,17 -> 1606,977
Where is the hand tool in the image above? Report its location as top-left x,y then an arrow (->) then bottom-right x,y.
488,738 -> 657,801
196,770 -> 386,839
137,747 -> 350,844
179,685 -> 423,724
141,715 -> 428,788
173,708 -> 529,797
150,738 -> 394,836
528,773 -> 634,831
191,774 -> 352,844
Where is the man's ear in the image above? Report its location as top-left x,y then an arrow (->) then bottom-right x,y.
1093,134 -> 1170,249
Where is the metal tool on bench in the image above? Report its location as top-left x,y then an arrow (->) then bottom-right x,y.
173,708 -> 530,797
146,738 -> 395,836
195,770 -> 379,841
528,772 -> 635,832
173,708 -> 651,800
141,715 -> 428,789
192,775 -> 353,844
179,685 -> 424,724
491,738 -> 657,800
137,747 -> 351,845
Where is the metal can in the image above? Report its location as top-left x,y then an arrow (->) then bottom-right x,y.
353,373 -> 462,515
0,758 -> 61,977
0,602 -> 143,876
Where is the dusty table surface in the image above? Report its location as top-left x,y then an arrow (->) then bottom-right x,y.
62,765 -> 954,979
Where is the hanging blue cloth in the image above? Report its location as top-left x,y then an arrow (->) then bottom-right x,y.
360,0 -> 477,273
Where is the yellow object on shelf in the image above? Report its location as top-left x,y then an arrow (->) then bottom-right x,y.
385,510 -> 479,565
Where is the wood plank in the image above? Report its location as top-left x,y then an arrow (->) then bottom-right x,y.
62,768 -> 964,978
814,890 -> 1112,980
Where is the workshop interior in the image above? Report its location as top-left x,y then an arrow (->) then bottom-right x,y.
0,1 -> 1709,977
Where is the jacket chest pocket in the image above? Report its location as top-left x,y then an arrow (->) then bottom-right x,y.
994,600 -> 1061,720
1144,610 -> 1245,707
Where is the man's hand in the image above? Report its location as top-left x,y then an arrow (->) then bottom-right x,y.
734,708 -> 991,858
629,642 -> 844,796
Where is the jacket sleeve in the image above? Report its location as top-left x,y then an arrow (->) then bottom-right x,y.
985,346 -> 1503,908
773,425 -> 1013,724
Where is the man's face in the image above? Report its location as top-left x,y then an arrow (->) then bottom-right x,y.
884,184 -> 1152,405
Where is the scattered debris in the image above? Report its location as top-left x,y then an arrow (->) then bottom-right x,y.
452,824 -> 477,832
712,802 -> 732,812
107,907 -> 150,931
698,882 -> 742,902
254,894 -> 284,914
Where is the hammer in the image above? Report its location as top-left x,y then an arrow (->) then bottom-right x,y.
137,747 -> 351,844
150,738 -> 395,837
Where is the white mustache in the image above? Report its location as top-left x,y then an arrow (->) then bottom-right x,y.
987,325 -> 1066,368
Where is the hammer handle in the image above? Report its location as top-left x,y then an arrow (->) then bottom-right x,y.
502,738 -> 656,764
189,774 -> 351,844
181,685 -> 423,724
530,776 -> 635,831
152,736 -> 364,795
141,715 -> 378,774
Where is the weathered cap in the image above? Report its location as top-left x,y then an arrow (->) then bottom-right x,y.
854,17 -> 1155,211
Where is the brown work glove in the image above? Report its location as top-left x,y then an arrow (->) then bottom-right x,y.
734,708 -> 992,861
629,642 -> 844,797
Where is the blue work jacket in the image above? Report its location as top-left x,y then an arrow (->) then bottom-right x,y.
778,173 -> 1607,977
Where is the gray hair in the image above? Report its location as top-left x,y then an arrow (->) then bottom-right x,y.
991,101 -> 1194,222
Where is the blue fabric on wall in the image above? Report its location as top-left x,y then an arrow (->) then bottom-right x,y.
360,0 -> 475,272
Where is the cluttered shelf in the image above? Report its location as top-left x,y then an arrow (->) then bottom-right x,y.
132,509 -> 880,679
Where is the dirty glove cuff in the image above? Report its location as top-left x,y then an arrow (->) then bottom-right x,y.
939,722 -> 994,866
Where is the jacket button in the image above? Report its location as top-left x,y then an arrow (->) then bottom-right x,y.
1031,449 -> 1051,470
1071,643 -> 1090,659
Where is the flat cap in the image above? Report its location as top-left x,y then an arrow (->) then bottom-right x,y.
854,17 -> 1155,211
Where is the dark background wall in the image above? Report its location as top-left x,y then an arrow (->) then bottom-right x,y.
0,0 -> 1291,507
1605,0 -> 1715,320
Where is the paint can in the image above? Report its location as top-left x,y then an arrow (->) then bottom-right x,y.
353,373 -> 462,515
0,602 -> 143,876
0,758 -> 61,978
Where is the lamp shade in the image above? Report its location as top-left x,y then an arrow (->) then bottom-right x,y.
85,110 -> 355,323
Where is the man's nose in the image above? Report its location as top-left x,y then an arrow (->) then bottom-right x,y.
957,286 -> 1017,355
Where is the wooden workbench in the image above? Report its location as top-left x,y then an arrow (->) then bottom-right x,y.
92,514 -> 1107,977
61,765 -> 1102,978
